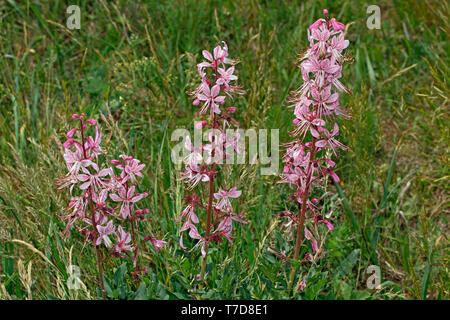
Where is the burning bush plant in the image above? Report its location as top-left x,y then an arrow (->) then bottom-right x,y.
57,113 -> 166,299
177,42 -> 247,281
276,9 -> 351,289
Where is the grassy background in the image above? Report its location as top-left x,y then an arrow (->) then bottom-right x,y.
0,0 -> 448,299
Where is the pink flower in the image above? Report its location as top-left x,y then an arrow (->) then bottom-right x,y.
217,66 -> 238,86
203,42 -> 231,65
310,28 -> 331,55
122,158 -> 146,185
195,120 -> 208,129
304,227 -> 318,253
322,219 -> 335,231
114,225 -> 132,253
63,145 -> 98,175
180,162 -> 209,189
315,123 -> 347,155
277,10 -> 349,279
92,189 -> 109,208
181,41 -> 246,274
214,187 -> 242,210
328,33 -> 349,60
184,135 -> 203,165
110,186 -> 148,219
77,167 -> 112,191
311,86 -> 339,116
298,280 -> 307,291
85,126 -> 103,158
309,18 -> 326,31
203,131 -> 226,164
96,220 -> 115,248
58,115 -> 165,287
150,239 -> 167,252
177,204 -> 200,224
197,42 -> 231,77
329,18 -> 345,31
292,109 -> 326,139
197,83 -> 226,114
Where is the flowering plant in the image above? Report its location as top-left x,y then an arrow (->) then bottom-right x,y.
57,113 -> 166,298
276,9 -> 350,289
178,42 -> 247,281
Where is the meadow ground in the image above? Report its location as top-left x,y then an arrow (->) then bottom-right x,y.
0,0 -> 448,299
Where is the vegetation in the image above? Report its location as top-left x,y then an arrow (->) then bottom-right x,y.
0,0 -> 448,299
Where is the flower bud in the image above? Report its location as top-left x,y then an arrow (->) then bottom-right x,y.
66,128 -> 77,138
195,120 -> 207,129
63,139 -> 75,148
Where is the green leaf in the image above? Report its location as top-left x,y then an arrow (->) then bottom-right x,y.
113,263 -> 128,287
337,249 -> 360,277
421,253 -> 432,300
134,283 -> 148,300
103,277 -> 114,299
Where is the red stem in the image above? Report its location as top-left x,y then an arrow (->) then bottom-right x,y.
199,164 -> 215,281
80,119 -> 106,299
199,63 -> 220,282
288,143 -> 316,288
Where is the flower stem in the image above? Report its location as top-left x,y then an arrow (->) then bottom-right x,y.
88,188 -> 106,299
288,191 -> 308,288
288,146 -> 316,289
200,168 -> 215,281
80,119 -> 106,299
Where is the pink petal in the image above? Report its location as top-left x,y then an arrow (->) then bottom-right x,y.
110,194 -> 122,202
79,181 -> 91,190
131,193 -> 147,203
330,171 -> 340,183
179,235 -> 186,249
315,140 -> 327,148
211,84 -> 220,97
127,186 -> 135,199
202,50 -> 213,62
310,127 -> 320,138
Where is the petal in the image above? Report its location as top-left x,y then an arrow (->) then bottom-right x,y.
211,84 -> 220,97
127,186 -> 135,199
213,45 -> 222,60
310,127 -> 320,138
179,235 -> 186,249
98,168 -> 111,177
332,123 -> 339,136
79,181 -> 91,190
131,193 -> 147,203
110,193 -> 121,202
202,50 -> 213,62
190,212 -> 199,224
315,140 -> 327,148
188,225 -> 201,239
77,174 -> 90,182
330,171 -> 340,183
229,188 -> 241,198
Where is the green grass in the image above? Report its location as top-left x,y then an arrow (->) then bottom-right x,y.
0,0 -> 448,299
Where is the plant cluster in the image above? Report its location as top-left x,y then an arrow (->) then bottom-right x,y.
57,113 -> 166,298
